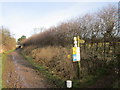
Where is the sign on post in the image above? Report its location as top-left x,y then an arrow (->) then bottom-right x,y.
73,47 -> 80,62
72,36 -> 85,62
76,47 -> 80,61
72,36 -> 85,79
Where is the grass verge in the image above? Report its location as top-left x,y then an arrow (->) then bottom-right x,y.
2,49 -> 15,88
2,49 -> 15,70
0,54 -> 2,89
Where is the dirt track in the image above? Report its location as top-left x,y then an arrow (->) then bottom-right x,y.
3,51 -> 54,88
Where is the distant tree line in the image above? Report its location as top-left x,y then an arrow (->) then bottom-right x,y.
0,26 -> 16,51
17,35 -> 26,44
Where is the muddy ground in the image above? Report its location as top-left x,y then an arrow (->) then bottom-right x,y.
2,51 -> 55,88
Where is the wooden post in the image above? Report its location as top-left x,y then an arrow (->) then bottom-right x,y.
77,36 -> 81,79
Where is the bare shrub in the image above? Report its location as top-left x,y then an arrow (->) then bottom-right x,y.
25,46 -> 76,80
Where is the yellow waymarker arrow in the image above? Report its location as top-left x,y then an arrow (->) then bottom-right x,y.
79,40 -> 85,43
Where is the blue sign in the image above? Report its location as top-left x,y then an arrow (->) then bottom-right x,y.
73,47 -> 80,62
73,54 -> 77,62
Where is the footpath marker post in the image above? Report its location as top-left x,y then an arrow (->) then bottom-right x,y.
77,36 -> 81,79
73,36 -> 85,79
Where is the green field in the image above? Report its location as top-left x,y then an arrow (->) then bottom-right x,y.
0,54 -> 2,89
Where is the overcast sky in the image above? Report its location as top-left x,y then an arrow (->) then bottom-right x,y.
0,0 -> 118,40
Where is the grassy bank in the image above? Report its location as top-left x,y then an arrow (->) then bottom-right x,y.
20,51 -> 66,88
0,54 -> 2,89
2,49 -> 15,70
20,50 -> 110,88
2,49 -> 15,88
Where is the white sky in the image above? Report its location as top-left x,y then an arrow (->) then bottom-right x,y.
0,0 -> 119,40
0,0 -> 119,2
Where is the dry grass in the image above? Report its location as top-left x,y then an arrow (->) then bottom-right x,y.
22,44 -> 119,81
23,46 -> 77,80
